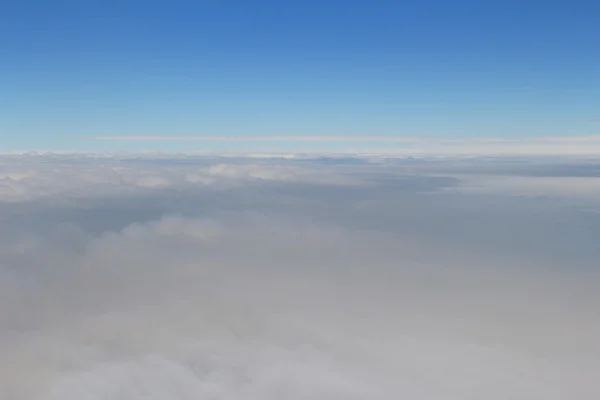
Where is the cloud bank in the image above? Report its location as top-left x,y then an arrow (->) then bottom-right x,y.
1,154 -> 599,400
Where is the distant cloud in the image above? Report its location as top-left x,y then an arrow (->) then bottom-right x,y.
90,135 -> 424,142
90,134 -> 600,142
0,155 -> 359,203
88,135 -> 600,155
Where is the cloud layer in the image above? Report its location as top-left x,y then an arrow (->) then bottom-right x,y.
1,154 -> 600,400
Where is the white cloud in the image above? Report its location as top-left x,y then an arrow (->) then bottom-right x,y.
89,134 -> 600,143
87,135 -> 600,156
0,156 -> 359,203
1,154 -> 600,400
89,135 -> 425,142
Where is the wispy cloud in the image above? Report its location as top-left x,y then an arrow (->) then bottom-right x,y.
87,135 -> 600,155
90,135 -> 425,142
90,135 -> 600,143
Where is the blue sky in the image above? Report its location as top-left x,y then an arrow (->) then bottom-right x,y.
1,0 -> 598,152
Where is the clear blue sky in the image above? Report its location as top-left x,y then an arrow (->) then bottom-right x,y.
1,0 -> 598,152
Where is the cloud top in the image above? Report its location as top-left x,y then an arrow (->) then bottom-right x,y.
1,154 -> 599,400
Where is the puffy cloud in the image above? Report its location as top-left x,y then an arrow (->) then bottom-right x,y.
0,154 -> 599,400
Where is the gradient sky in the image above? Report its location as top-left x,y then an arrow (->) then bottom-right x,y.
1,0 -> 599,152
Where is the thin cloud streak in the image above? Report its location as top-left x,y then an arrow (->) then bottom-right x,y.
90,136 -> 424,142
90,135 -> 600,143
87,135 -> 600,156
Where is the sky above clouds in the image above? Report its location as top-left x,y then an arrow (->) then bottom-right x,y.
1,0 -> 599,152
1,154 -> 600,399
